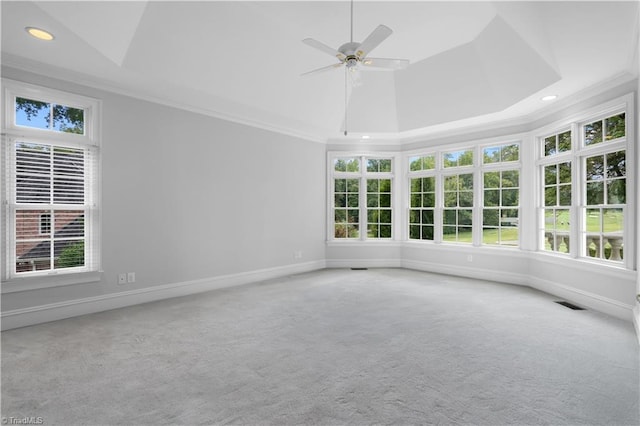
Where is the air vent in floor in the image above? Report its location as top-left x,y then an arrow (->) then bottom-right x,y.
555,301 -> 585,310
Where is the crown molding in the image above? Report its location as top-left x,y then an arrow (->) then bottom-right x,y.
3,53 -> 636,149
1,53 -> 328,144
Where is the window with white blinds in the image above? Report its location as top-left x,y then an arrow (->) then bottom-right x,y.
2,80 -> 100,280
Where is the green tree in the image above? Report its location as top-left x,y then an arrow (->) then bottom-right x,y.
57,241 -> 85,268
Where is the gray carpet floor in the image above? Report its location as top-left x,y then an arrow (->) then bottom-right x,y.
2,268 -> 639,425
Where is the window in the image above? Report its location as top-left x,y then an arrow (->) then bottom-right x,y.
3,80 -> 100,280
483,170 -> 519,246
331,155 -> 394,240
39,213 -> 51,235
409,176 -> 435,241
443,173 -> 473,243
537,106 -> 631,266
482,143 -> 520,246
540,128 -> 572,254
581,112 -> 627,263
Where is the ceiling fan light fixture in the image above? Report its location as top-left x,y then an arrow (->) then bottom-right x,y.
25,27 -> 54,41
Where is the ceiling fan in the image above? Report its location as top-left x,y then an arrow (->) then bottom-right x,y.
301,1 -> 409,76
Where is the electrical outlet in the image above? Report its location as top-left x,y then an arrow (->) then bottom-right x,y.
127,272 -> 136,283
118,273 -> 127,285
294,250 -> 303,259
467,255 -> 473,262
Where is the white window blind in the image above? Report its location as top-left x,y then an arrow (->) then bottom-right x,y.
6,140 -> 98,275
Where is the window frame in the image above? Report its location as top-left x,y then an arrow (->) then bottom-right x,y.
534,93 -> 634,269
2,79 -> 102,291
327,152 -> 400,242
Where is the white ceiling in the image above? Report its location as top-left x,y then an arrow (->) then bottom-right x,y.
2,1 -> 639,142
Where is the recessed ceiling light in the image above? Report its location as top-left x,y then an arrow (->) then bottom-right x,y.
541,95 -> 557,101
362,135 -> 370,139
25,27 -> 54,41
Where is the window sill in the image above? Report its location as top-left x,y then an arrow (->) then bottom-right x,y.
1,271 -> 103,294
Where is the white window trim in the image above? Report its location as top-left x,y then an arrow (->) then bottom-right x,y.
533,93 -> 635,270
327,152 -> 401,242
404,137 -> 523,247
2,79 -> 102,292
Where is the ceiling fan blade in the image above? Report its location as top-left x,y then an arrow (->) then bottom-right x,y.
356,24 -> 393,59
361,57 -> 410,70
302,38 -> 347,61
301,62 -> 343,76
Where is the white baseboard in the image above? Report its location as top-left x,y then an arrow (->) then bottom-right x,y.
325,258 -> 403,269
1,260 -> 326,331
529,276 -> 634,322
401,258 -> 633,322
402,259 -> 529,286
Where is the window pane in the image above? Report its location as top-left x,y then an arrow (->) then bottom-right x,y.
421,226 -> 434,240
52,105 -> 85,134
422,156 -> 435,170
334,179 -> 346,192
544,187 -> 557,206
443,150 -> 473,167
484,172 -> 499,189
459,191 -> 473,207
16,241 -> 51,272
502,144 -> 519,162
483,146 -> 500,163
584,120 -> 603,145
409,157 -> 422,171
544,136 -> 556,156
558,131 -> 571,152
558,162 -> 571,184
605,113 -> 625,141
545,165 -> 557,185
54,240 -> 85,269
15,97 -> 50,130
409,210 -> 420,224
502,170 -> 519,187
607,180 -> 626,204
346,179 -> 359,192
422,193 -> 435,208
558,185 -> 572,206
586,182 -> 604,205
502,189 -> 518,207
366,159 -> 380,172
586,156 -> 604,181
334,158 -> 359,172
484,190 -> 499,207
606,151 -> 625,178
603,208 -> 623,233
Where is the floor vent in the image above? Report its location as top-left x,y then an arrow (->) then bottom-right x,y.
351,267 -> 368,271
555,301 -> 585,310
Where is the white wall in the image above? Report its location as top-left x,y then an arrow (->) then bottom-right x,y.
1,67 -> 327,327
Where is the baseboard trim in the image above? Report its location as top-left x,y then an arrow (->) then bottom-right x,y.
529,276 -> 634,321
325,258 -> 403,269
401,259 -> 633,322
1,260 -> 326,331
402,259 -> 529,286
